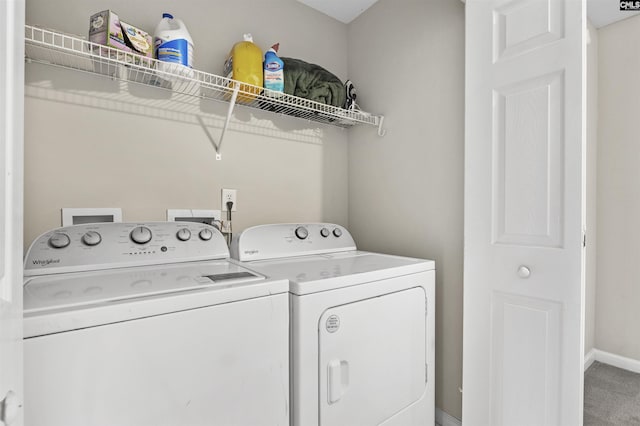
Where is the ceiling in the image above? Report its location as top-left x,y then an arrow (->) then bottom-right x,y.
296,0 -> 640,28
295,0 -> 379,24
587,0 -> 640,28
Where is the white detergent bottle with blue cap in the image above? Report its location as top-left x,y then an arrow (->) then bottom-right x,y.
154,13 -> 194,76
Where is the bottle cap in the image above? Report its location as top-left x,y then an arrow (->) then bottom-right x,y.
162,13 -> 173,19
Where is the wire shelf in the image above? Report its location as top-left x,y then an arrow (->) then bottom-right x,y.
24,25 -> 383,131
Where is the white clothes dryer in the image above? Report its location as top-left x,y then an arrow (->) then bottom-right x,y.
23,222 -> 289,426
231,223 -> 435,426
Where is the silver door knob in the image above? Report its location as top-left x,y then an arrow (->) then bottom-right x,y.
518,265 -> 531,279
1,390 -> 20,425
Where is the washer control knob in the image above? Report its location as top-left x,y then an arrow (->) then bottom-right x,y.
176,228 -> 191,241
82,231 -> 102,246
320,227 -> 330,238
199,228 -> 213,241
48,232 -> 71,249
333,228 -> 343,238
295,226 -> 309,240
130,226 -> 152,244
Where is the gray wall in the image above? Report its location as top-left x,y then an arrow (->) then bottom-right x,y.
24,0 -> 350,247
25,0 -> 466,419
348,0 -> 465,419
596,14 -> 640,361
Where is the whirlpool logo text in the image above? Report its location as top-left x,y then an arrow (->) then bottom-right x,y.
32,259 -> 61,266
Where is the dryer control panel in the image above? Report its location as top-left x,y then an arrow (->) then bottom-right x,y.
25,222 -> 229,276
231,223 -> 356,261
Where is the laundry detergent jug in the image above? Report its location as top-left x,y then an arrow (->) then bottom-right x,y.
154,13 -> 194,76
223,34 -> 263,103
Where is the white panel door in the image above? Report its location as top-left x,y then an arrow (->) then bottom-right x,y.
318,288 -> 426,426
463,0 -> 585,425
0,1 -> 25,425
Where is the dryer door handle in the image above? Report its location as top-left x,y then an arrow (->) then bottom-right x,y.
328,359 -> 349,404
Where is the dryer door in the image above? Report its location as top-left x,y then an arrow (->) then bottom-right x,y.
318,287 -> 426,426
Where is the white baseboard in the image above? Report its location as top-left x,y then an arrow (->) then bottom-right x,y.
436,349 -> 637,426
584,348 -> 596,371
436,407 -> 461,426
589,348 -> 640,374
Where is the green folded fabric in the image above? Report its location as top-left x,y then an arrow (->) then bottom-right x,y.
282,57 -> 346,108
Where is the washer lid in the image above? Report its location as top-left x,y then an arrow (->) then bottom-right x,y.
245,251 -> 435,295
23,260 -> 289,337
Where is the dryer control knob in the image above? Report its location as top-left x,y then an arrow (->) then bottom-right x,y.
82,231 -> 102,246
199,228 -> 213,241
176,228 -> 191,241
320,227 -> 330,238
295,226 -> 309,240
333,228 -> 343,238
49,232 -> 71,249
130,226 -> 152,244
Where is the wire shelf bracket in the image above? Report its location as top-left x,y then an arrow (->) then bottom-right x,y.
216,84 -> 240,160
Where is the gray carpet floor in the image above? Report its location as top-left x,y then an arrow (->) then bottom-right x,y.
584,361 -> 640,425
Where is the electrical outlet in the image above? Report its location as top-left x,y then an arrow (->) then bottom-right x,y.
221,189 -> 237,211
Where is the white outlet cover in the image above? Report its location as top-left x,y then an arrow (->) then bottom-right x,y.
221,189 -> 237,212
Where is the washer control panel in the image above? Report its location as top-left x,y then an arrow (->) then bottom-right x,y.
24,222 -> 229,276
231,223 -> 356,261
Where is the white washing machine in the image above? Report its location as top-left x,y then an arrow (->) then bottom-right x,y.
23,221 -> 289,426
231,223 -> 435,426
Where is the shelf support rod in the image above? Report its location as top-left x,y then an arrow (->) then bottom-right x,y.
377,116 -> 386,137
215,84 -> 240,160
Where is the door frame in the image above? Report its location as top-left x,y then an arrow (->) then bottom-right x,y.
0,1 -> 25,425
